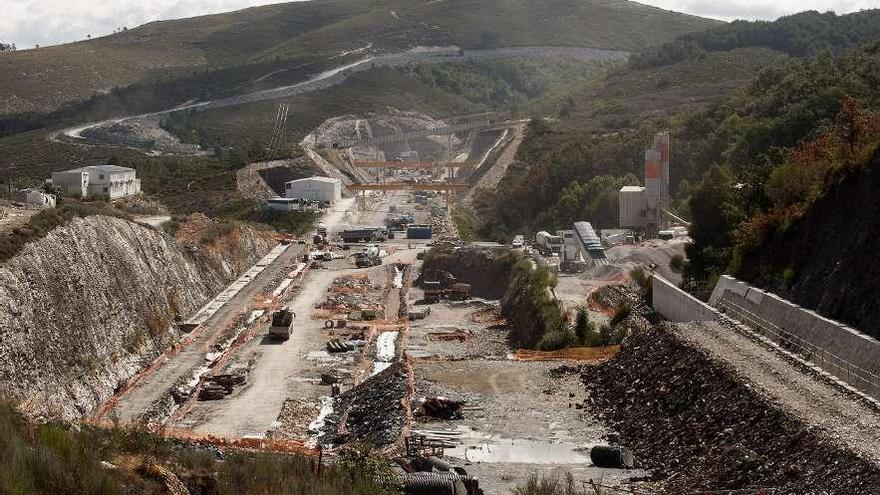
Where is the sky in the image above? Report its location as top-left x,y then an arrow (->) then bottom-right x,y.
1,0 -> 879,49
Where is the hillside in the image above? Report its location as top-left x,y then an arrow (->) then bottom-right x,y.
734,132 -> 880,338
0,215 -> 273,419
468,10 -> 880,242
0,0 -> 720,115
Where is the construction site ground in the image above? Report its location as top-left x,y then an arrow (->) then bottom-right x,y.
676,321 -> 880,465
407,281 -> 645,494
85,112 -> 880,493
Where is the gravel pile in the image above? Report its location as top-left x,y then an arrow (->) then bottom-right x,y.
268,398 -> 320,440
321,362 -> 409,448
583,324 -> 880,494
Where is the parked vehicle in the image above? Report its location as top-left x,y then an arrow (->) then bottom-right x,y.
406,224 -> 433,239
422,270 -> 471,303
511,234 -> 525,248
342,227 -> 387,243
354,244 -> 381,268
535,231 -> 564,255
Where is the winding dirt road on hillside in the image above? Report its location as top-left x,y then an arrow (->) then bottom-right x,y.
52,46 -> 627,152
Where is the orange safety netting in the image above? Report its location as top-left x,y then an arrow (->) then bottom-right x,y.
515,345 -> 620,362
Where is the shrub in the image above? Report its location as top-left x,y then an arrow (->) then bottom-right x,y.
669,254 -> 685,273
629,267 -> 650,291
0,200 -> 132,262
199,221 -> 236,245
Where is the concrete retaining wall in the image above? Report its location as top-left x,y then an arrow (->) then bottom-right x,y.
652,275 -> 719,322
710,275 -> 880,378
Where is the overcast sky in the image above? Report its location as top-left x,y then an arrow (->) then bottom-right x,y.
1,0 -> 879,49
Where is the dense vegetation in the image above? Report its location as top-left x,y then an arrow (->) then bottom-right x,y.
468,12 -> 880,301
631,10 -> 880,69
401,58 -> 612,116
220,198 -> 320,235
0,402 -> 392,495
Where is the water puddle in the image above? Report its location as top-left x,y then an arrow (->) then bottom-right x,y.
393,267 -> 404,288
371,331 -> 399,375
444,427 -> 591,464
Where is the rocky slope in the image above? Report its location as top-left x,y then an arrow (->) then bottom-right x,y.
0,215 -> 274,420
736,152 -> 880,339
584,324 -> 880,493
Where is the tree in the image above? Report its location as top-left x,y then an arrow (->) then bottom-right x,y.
0,42 -> 15,52
574,308 -> 592,345
684,165 -> 744,282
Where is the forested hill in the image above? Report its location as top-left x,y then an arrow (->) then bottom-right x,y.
630,9 -> 880,69
0,0 -> 720,115
469,10 -> 880,289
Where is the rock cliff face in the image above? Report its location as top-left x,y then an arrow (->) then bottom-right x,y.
0,215 -> 274,420
737,152 -> 880,339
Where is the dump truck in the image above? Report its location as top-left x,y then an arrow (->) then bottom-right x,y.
342,227 -> 388,243
354,244 -> 381,268
269,309 -> 295,340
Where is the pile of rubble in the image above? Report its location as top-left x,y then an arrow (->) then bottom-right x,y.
320,362 -> 409,447
267,398 -> 321,440
583,324 -> 880,493
198,369 -> 248,400
330,274 -> 374,293
318,275 -> 384,315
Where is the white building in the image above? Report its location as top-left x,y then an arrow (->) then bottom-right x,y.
619,185 -> 648,228
16,189 -> 56,208
51,165 -> 141,199
284,176 -> 342,203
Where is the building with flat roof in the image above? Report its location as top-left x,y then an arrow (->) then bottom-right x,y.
51,165 -> 141,199
283,176 -> 342,203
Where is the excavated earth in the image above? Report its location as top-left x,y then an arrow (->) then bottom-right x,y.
583,324 -> 880,494
0,215 -> 273,420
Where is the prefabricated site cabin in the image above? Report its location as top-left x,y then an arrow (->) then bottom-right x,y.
51,165 -> 141,199
283,176 -> 342,203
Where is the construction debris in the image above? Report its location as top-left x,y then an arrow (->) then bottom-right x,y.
198,370 -> 248,400
321,362 -> 409,447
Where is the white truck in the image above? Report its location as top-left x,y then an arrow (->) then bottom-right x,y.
535,231 -> 564,256
355,244 -> 381,268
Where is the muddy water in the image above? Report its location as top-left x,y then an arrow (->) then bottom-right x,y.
445,427 -> 592,464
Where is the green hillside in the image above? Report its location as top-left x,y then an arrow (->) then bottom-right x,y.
467,10 -> 880,246
0,0 -> 720,115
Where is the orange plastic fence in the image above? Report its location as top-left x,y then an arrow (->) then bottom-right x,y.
515,345 -> 620,362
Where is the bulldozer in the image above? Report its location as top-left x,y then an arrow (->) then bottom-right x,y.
422,270 -> 471,304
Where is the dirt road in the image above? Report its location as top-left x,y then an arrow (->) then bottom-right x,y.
466,125 -> 523,202
112,242 -> 306,422
186,267 -> 339,436
677,321 -> 880,464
